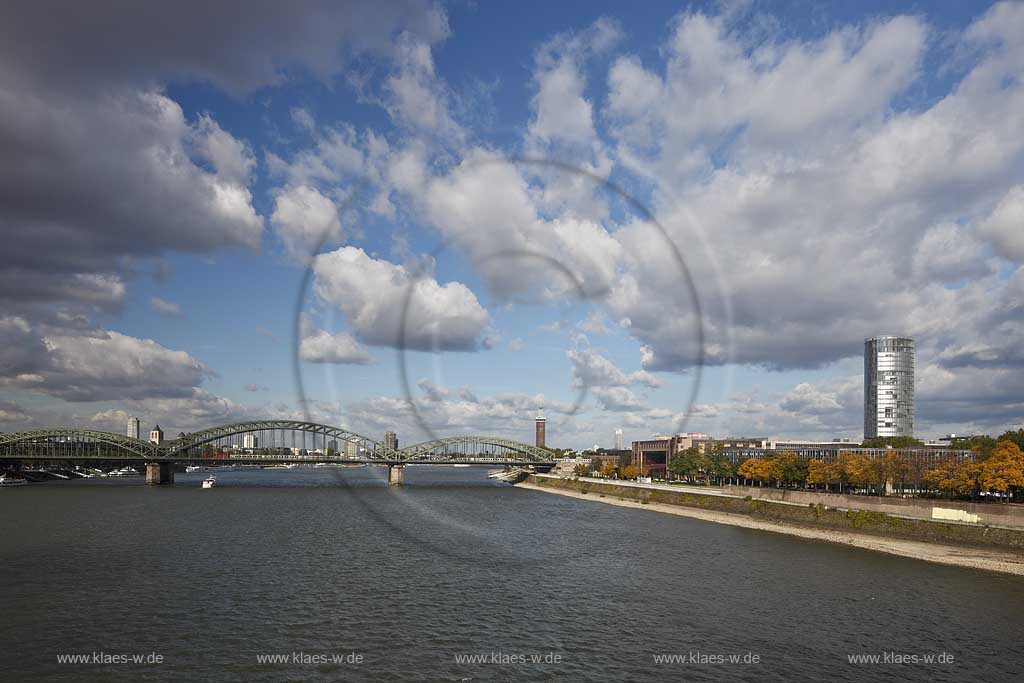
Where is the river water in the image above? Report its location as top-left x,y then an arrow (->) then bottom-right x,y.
1,467 -> 1021,681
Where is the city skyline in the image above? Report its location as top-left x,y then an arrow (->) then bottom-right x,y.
2,2 -> 1023,449
3,5 -> 1022,681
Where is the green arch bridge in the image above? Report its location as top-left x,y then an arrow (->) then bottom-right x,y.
0,421 -> 555,485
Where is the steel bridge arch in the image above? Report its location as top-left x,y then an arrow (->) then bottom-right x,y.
0,429 -> 158,458
398,436 -> 554,463
163,420 -> 390,458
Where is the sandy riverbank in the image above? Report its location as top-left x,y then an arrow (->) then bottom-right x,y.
516,481 -> 1024,576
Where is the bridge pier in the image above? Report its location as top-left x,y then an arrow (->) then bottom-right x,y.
145,462 -> 174,485
388,464 -> 404,486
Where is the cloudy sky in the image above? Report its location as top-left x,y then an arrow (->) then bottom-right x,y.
1,0 -> 1023,448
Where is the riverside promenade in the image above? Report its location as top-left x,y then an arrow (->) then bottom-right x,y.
518,474 -> 1024,575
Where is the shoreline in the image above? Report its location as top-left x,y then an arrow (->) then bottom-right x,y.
516,481 -> 1024,576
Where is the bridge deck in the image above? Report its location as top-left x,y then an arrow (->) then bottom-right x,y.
0,454 -> 552,466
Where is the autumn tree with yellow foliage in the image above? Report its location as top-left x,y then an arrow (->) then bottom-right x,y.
806,459 -> 839,490
980,441 -> 1024,501
737,457 -> 772,484
924,458 -> 983,498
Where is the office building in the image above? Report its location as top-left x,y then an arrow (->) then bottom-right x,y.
718,444 -> 969,469
384,431 -> 398,451
614,428 -> 623,450
631,433 -> 713,476
864,336 -> 915,439
243,433 -> 259,449
127,416 -> 140,440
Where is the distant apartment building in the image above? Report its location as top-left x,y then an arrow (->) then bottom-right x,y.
243,433 -> 258,449
384,431 -> 398,451
149,424 -> 164,445
614,428 -> 623,450
864,335 -> 915,439
631,433 -> 714,476
127,416 -> 140,439
343,440 -> 359,458
535,408 -> 546,448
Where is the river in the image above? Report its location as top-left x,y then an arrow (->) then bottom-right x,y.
1,467 -> 1021,681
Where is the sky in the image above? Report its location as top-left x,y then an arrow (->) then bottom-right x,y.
1,0 -> 1023,449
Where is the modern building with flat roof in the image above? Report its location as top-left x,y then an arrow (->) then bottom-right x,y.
126,416 -> 140,440
864,335 -> 915,439
631,433 -> 714,475
718,445 -> 970,468
535,408 -> 546,448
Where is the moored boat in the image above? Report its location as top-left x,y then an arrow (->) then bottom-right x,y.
108,466 -> 141,477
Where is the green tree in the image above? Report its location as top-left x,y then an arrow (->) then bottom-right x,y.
776,451 -> 809,486
995,429 -> 1024,452
668,447 -> 705,482
704,450 -> 735,483
950,435 -> 997,460
873,451 -> 910,495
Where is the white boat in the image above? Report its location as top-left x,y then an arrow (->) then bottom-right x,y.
452,464 -> 471,468
185,465 -> 208,473
487,468 -> 526,483
108,466 -> 141,477
202,476 -> 217,489
0,474 -> 28,487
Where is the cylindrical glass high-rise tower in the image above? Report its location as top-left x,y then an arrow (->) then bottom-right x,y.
864,336 -> 915,439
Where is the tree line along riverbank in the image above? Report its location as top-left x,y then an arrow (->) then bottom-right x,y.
576,433 -> 1024,502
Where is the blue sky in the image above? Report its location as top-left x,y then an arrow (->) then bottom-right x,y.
2,0 -> 1023,448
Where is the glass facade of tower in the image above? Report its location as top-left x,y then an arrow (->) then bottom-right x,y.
864,336 -> 914,439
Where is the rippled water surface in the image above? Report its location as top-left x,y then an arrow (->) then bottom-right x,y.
2,467 -> 1022,681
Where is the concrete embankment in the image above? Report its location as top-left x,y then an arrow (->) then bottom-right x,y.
518,475 -> 1024,576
